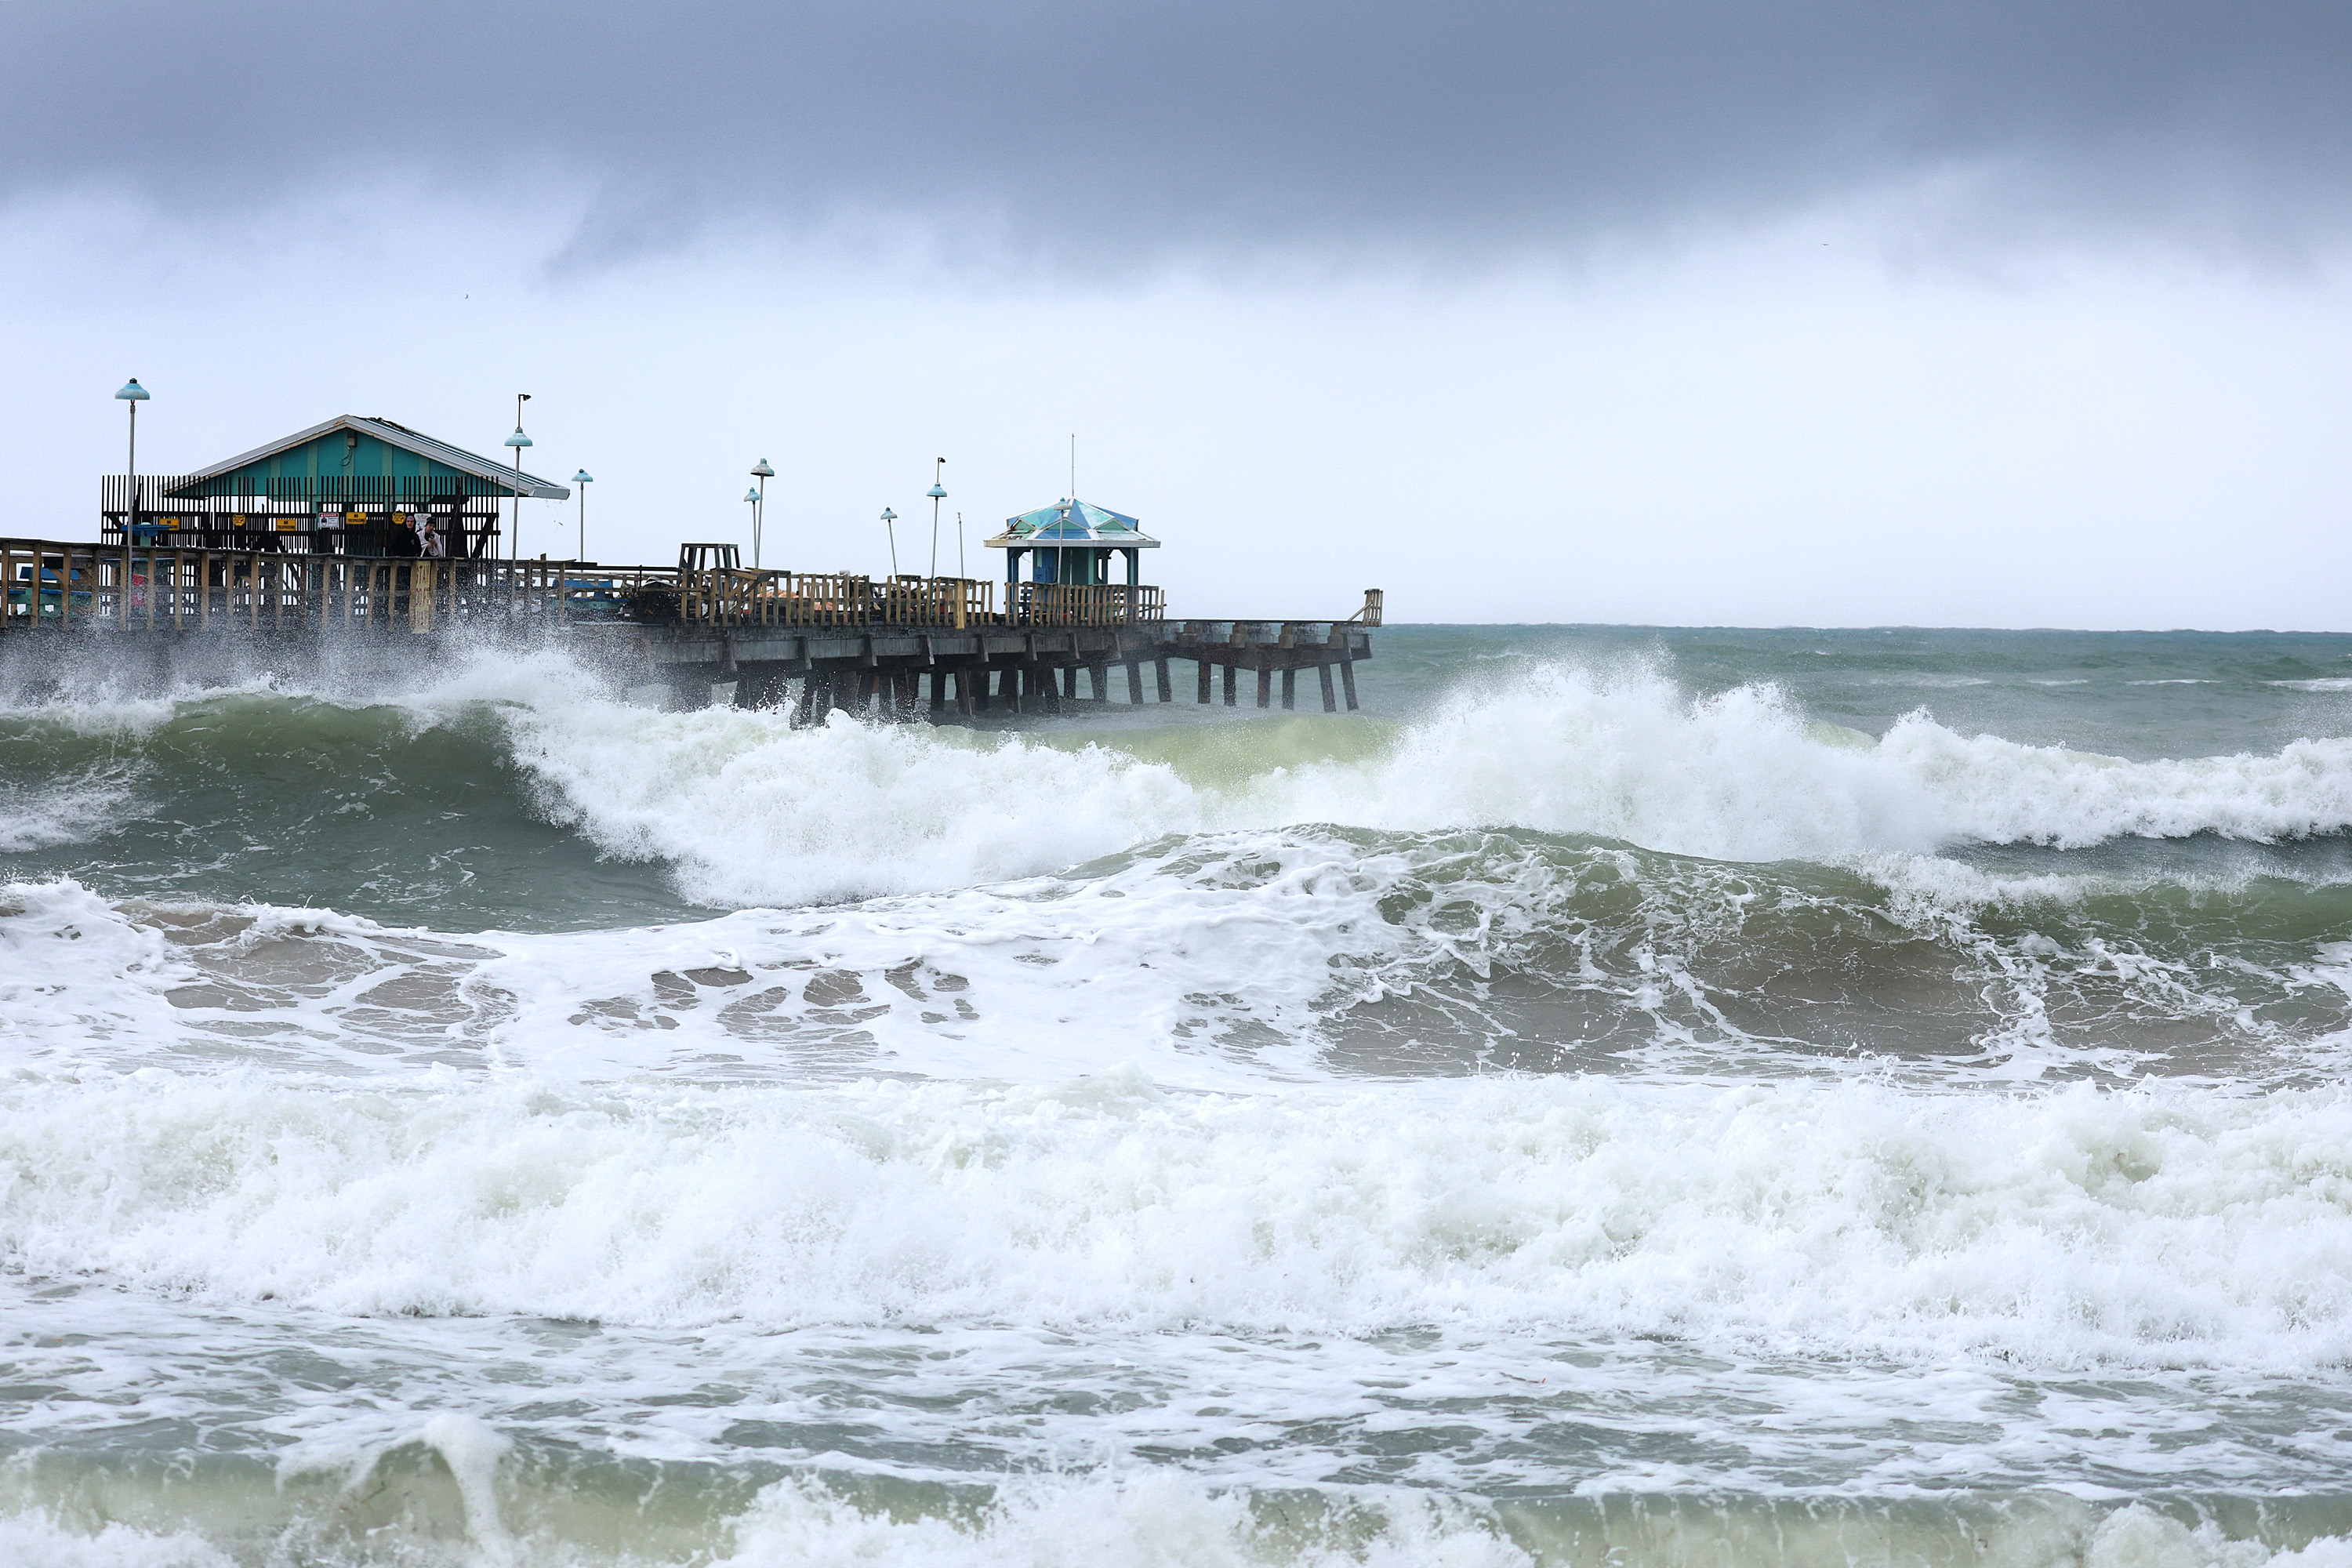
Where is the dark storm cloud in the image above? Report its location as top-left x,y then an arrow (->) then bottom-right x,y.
6,0 -> 2349,267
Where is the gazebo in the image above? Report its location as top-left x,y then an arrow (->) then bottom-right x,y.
103,414 -> 570,557
984,497 -> 1160,587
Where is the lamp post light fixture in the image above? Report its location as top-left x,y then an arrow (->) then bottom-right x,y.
572,470 -> 593,561
114,379 -> 149,540
926,459 -> 947,579
880,507 -> 898,576
503,394 -> 533,559
750,459 -> 773,568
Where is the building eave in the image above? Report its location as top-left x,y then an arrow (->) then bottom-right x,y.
169,414 -> 571,499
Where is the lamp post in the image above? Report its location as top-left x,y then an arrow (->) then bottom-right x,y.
503,394 -> 532,559
956,511 -> 966,579
744,488 -> 760,557
114,379 -> 149,539
750,459 -> 773,568
572,470 -> 593,561
926,459 -> 947,579
880,507 -> 898,576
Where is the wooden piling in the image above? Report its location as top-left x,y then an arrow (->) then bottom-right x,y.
1319,662 -> 1337,713
1156,658 -> 1173,702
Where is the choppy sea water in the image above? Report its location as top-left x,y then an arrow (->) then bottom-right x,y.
3,624 -> 2352,1567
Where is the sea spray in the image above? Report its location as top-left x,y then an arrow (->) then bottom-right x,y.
5,1069 -> 2350,1367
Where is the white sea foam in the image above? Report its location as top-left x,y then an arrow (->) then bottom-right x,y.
4,1071 -> 2348,1371
712,1489 -> 2352,1568
0,1518 -> 235,1568
0,879 -> 196,1063
9,652 -> 2349,912
713,1474 -> 1535,1568
16,817 -> 2339,1092
0,770 -> 142,852
5,1485 -> 2348,1568
403,658 -> 2352,905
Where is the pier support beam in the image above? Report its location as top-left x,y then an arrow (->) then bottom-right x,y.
1257,667 -> 1272,709
1156,659 -> 1172,702
1222,664 -> 1236,706
1319,662 -> 1337,713
1197,659 -> 1212,704
1126,661 -> 1144,705
1340,657 -> 1358,711
1281,668 -> 1296,710
733,664 -> 792,710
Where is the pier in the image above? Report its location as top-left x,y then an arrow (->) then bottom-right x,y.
0,539 -> 1377,719
5,413 -> 1377,719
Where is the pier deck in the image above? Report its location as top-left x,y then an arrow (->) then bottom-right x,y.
0,537 -> 1377,718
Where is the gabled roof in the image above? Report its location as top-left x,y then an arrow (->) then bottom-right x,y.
169,414 -> 571,499
984,497 -> 1160,549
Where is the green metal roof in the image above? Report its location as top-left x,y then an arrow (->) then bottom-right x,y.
163,415 -> 572,501
985,498 -> 1160,548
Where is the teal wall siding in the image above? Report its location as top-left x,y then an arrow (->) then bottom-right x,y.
177,432 -> 493,499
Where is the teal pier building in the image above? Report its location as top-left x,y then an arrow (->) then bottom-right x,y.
100,414 -> 570,558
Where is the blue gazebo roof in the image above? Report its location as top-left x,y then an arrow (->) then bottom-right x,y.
985,498 -> 1160,548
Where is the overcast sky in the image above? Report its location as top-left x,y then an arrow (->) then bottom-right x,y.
5,0 -> 2349,627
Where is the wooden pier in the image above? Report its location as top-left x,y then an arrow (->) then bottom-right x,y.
0,536 -> 1379,720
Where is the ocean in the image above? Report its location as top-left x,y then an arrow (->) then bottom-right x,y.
3,623 -> 2351,1567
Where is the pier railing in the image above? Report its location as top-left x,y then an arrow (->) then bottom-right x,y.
3,541 -> 610,633
3,538 -> 1169,633
663,569 -> 1161,630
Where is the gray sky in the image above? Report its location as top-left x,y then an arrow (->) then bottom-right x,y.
5,1 -> 2350,626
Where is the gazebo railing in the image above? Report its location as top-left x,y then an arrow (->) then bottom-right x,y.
1010,582 -> 1164,626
